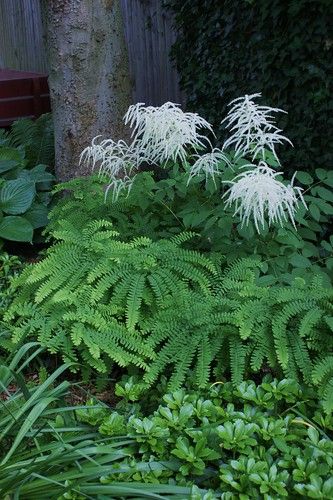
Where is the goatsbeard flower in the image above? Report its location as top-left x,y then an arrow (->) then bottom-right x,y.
223,161 -> 306,232
187,148 -> 232,185
221,93 -> 292,163
80,137 -> 145,201
124,101 -> 214,164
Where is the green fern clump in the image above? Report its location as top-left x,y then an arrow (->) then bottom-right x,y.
6,236 -> 333,410
143,260 -> 333,407
8,113 -> 54,167
5,219 -> 216,374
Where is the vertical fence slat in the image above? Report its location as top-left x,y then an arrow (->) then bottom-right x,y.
0,0 -> 184,105
0,0 -> 47,73
120,0 -> 184,105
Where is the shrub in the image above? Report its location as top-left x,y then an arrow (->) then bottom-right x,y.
78,377 -> 333,498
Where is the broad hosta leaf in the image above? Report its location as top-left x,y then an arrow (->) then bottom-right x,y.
0,216 -> 33,242
18,164 -> 55,183
25,203 -> 49,229
0,160 -> 18,174
0,179 -> 35,215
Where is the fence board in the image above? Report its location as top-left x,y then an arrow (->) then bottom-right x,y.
0,0 -> 184,105
0,0 -> 47,73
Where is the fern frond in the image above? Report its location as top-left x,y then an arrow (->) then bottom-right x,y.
126,274 -> 146,330
229,336 -> 248,386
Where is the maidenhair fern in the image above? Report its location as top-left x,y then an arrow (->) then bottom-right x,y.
6,240 -> 333,411
6,219 -> 216,373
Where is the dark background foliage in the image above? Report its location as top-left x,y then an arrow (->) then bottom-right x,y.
167,0 -> 333,171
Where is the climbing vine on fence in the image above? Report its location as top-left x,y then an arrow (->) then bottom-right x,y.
167,0 -> 333,171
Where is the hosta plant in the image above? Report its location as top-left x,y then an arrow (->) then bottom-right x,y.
0,114 -> 54,242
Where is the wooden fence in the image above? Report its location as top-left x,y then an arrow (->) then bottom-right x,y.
0,0 -> 47,73
0,0 -> 184,105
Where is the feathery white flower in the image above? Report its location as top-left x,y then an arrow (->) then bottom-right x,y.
104,174 -> 136,203
187,148 -> 232,185
221,93 -> 292,163
80,137 -> 143,201
223,161 -> 306,232
124,102 -> 213,164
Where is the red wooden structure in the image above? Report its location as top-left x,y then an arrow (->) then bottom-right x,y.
0,69 -> 51,127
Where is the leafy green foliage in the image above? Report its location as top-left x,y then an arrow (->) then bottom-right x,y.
78,377 -> 333,498
0,252 -> 23,353
0,115 -> 54,242
5,219 -> 215,374
167,0 -> 333,171
0,252 -> 22,314
0,113 -> 54,168
0,343 -> 197,499
5,219 -> 333,409
48,162 -> 333,285
141,261 -> 333,409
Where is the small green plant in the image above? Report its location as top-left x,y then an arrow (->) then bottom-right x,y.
78,377 -> 333,499
5,219 -> 215,374
0,114 -> 54,243
0,343 -> 198,499
0,252 -> 23,354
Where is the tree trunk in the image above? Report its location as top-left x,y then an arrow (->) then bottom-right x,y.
41,0 -> 132,181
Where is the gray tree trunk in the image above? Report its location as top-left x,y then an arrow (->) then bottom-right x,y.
41,0 -> 132,181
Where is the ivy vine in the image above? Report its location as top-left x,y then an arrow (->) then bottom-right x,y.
167,0 -> 333,171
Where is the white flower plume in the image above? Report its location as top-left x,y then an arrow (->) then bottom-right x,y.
223,161 -> 306,233
80,137 -> 144,201
187,148 -> 232,185
221,93 -> 293,163
124,101 -> 214,164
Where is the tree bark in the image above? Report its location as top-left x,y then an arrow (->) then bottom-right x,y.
41,0 -> 132,181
